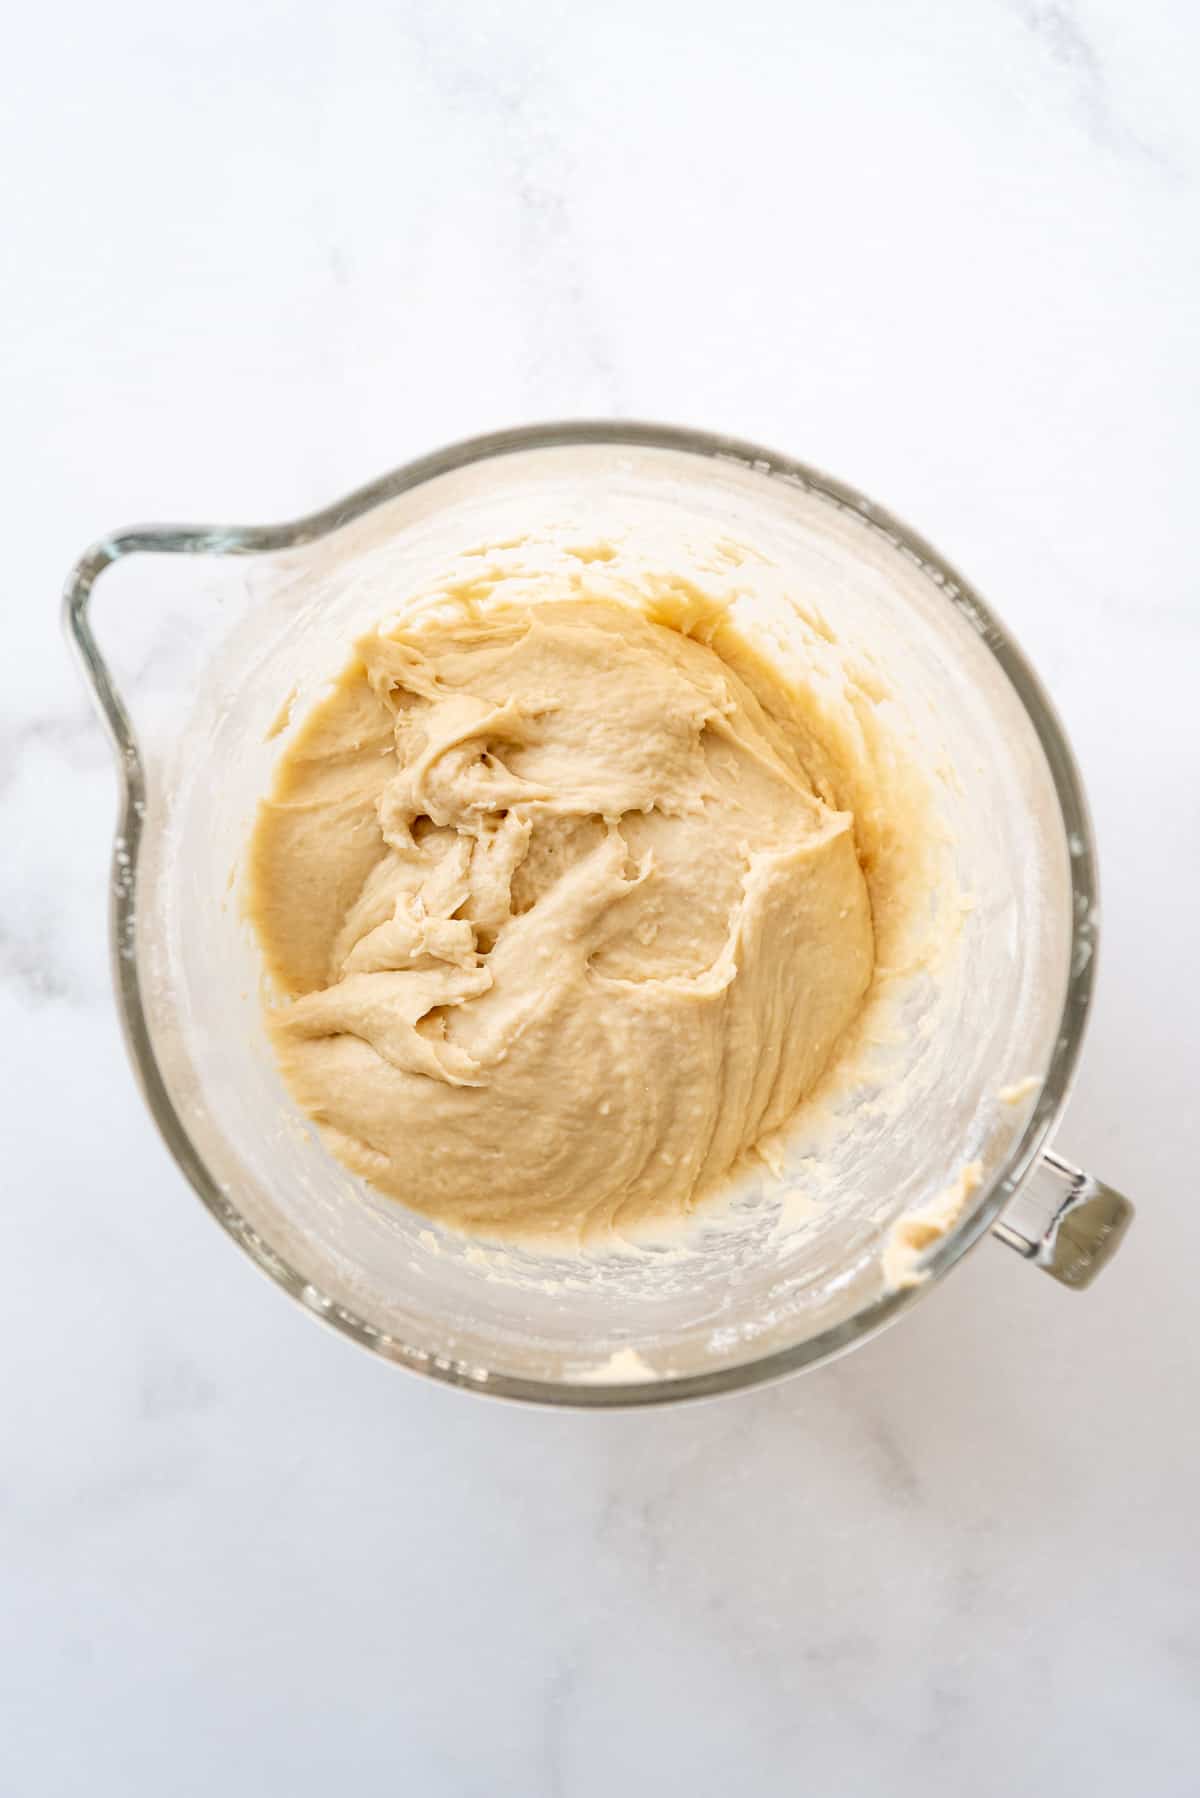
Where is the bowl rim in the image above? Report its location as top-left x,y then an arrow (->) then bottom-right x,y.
63,419 -> 1097,1407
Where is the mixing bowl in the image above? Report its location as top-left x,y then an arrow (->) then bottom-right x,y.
64,422 -> 1133,1404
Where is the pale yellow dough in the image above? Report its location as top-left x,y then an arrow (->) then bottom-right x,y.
248,592 -> 876,1240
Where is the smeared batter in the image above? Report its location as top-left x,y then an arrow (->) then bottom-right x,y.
248,590 -> 876,1240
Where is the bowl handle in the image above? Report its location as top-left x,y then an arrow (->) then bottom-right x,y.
992,1148 -> 1134,1288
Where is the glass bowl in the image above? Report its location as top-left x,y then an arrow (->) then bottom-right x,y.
64,422 -> 1133,1405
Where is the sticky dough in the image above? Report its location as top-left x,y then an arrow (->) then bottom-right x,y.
248,587 -> 877,1240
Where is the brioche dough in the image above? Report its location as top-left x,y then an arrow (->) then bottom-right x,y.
248,591 -> 875,1240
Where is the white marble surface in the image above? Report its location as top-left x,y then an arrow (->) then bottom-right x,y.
5,2 -> 1199,1792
